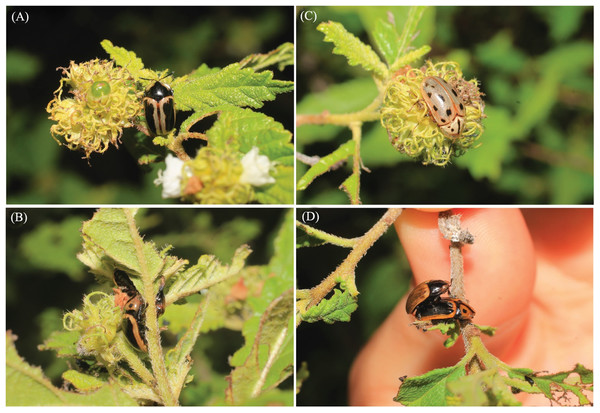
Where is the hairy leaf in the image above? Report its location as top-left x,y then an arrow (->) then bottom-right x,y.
301,289 -> 358,324
100,40 -> 149,79
317,21 -> 388,79
297,140 -> 355,190
166,245 -> 251,304
373,19 -> 400,66
175,63 -> 293,113
79,208 -> 166,283
239,42 -> 294,72
6,332 -> 136,406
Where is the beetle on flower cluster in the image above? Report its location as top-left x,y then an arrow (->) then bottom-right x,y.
380,61 -> 486,167
143,79 -> 176,137
421,76 -> 465,138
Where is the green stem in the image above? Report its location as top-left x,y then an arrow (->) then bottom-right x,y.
305,208 -> 403,309
349,121 -> 363,204
296,221 -> 359,248
296,96 -> 382,127
115,335 -> 154,387
124,209 -> 177,406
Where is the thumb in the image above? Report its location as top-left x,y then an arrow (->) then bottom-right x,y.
348,208 -> 536,405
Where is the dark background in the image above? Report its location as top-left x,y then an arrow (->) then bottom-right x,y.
7,6 -> 293,204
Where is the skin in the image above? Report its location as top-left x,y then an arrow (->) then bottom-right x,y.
348,208 -> 592,406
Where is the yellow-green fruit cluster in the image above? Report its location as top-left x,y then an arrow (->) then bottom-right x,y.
47,59 -> 142,159
380,61 -> 485,167
63,292 -> 123,365
182,147 -> 255,204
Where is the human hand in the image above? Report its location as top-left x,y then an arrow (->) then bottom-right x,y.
348,208 -> 592,406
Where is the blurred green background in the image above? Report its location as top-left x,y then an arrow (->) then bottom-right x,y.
296,6 -> 593,204
6,208 -> 291,405
7,6 -> 293,204
296,208 -> 411,406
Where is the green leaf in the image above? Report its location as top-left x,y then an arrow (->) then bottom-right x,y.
394,365 -> 462,405
267,210 -> 294,281
301,289 -> 358,324
392,45 -> 432,70
225,214 -> 293,405
515,364 -> 593,405
239,42 -> 294,72
226,289 -> 294,405
446,369 -> 521,406
78,208 -> 164,282
62,370 -> 105,392
317,21 -> 388,79
340,171 -> 360,204
204,107 -> 293,204
373,19 -> 400,66
38,330 -> 80,358
7,332 -> 136,406
297,140 -> 355,190
100,40 -> 147,78
396,6 -> 428,63
207,107 -> 293,163
175,63 -> 293,113
254,165 -> 293,204
166,245 -> 251,304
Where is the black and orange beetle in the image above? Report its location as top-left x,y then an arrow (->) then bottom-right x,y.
414,297 -> 475,323
113,269 -> 166,352
143,80 -> 175,137
405,280 -> 449,315
406,279 -> 475,324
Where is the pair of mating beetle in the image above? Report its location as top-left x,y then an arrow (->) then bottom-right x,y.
405,279 -> 475,323
113,269 -> 166,352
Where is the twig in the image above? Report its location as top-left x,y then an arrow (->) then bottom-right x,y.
296,152 -> 346,170
437,210 -> 474,300
296,97 -> 382,127
437,210 -> 477,355
306,208 -> 403,309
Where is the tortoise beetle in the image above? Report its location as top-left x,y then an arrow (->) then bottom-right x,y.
113,269 -> 166,352
143,80 -> 176,137
420,76 -> 465,138
405,279 -> 450,315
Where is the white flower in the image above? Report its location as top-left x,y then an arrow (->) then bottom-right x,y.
239,147 -> 276,186
154,154 -> 189,198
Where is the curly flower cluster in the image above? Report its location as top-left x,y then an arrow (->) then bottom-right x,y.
380,61 -> 485,166
63,292 -> 123,365
154,146 -> 276,204
46,59 -> 142,159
